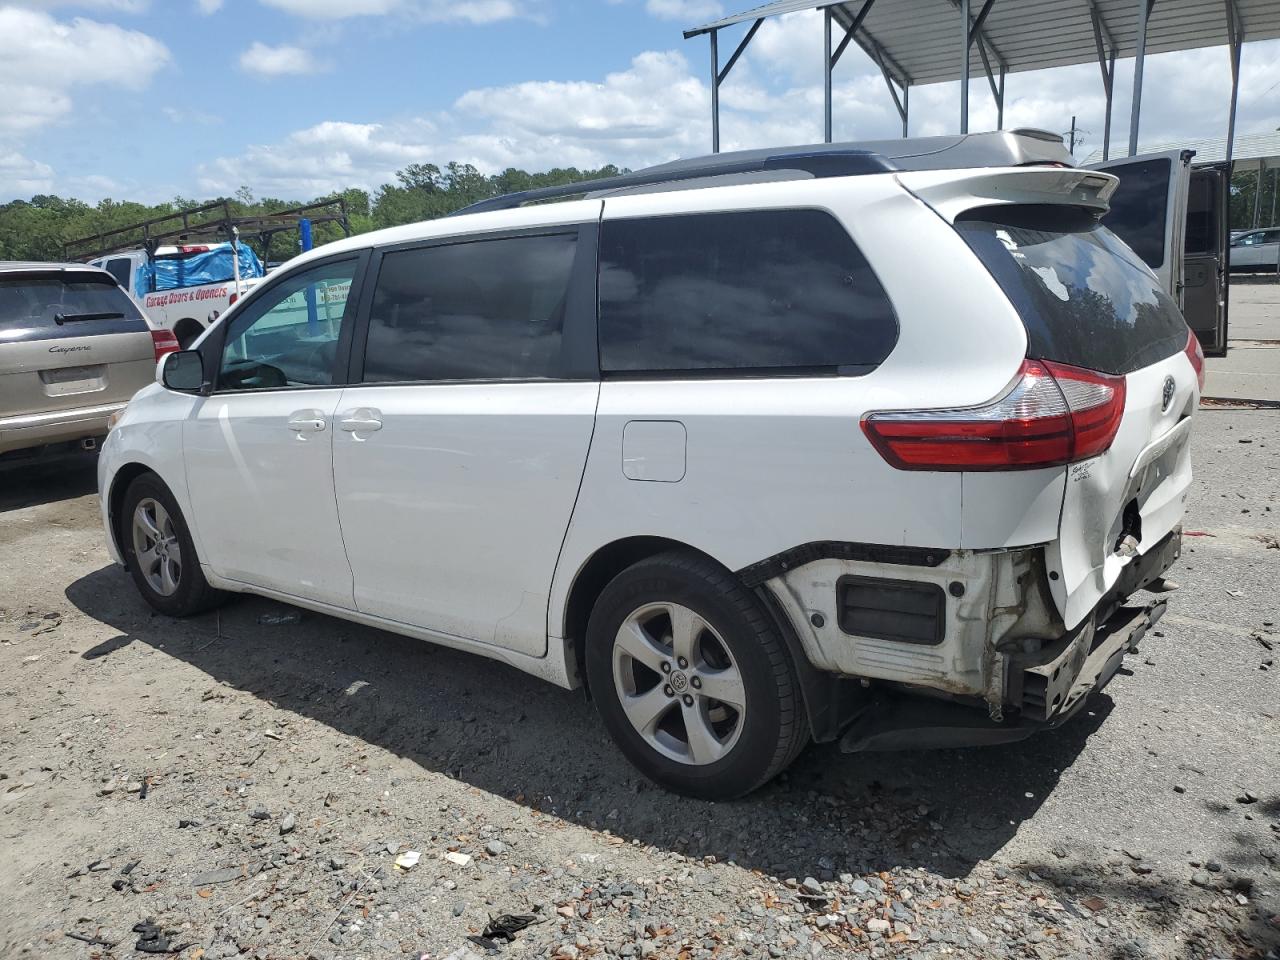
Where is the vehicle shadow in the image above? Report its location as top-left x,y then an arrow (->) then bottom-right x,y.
0,455 -> 98,513
66,563 -> 1110,883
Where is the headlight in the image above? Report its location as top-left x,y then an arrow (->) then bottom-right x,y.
107,409 -> 125,433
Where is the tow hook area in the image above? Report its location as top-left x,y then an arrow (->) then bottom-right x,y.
837,599 -> 1166,753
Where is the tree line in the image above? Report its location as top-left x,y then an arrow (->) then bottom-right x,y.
0,161 -> 625,264
3,160 -> 1273,265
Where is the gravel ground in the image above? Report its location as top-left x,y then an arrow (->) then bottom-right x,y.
0,408 -> 1277,960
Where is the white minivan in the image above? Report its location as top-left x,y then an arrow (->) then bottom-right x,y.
98,131 -> 1203,798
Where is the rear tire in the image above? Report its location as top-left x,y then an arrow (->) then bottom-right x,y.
585,550 -> 809,799
121,473 -> 223,617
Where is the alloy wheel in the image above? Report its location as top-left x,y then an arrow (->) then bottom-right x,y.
611,601 -> 747,765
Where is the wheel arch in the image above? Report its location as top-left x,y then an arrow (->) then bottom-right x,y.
558,536 -> 855,741
106,462 -> 160,568
560,536 -> 714,695
172,317 -> 204,349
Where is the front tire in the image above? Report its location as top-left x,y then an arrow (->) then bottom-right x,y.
585,550 -> 809,799
121,473 -> 223,616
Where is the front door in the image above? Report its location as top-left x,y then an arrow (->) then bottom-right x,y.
332,225 -> 600,656
183,255 -> 365,607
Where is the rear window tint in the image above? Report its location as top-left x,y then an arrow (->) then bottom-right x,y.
598,209 -> 897,375
0,274 -> 146,340
1184,173 -> 1219,255
955,205 -> 1188,376
1097,157 -> 1170,269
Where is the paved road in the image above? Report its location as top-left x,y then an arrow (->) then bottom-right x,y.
1205,282 -> 1280,404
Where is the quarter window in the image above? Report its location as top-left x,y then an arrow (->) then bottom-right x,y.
362,233 -> 577,383
218,259 -> 357,391
597,209 -> 897,375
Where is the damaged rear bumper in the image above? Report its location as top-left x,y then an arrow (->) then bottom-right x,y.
836,597 -> 1166,752
754,527 -> 1181,752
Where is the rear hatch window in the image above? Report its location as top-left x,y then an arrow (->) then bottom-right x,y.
954,205 -> 1189,375
0,273 -> 148,343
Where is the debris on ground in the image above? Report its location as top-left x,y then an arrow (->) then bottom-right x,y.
466,912 -> 543,952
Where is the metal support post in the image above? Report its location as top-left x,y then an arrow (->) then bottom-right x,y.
1128,0 -> 1153,156
960,0 -> 970,133
1224,0 -> 1243,164
710,29 -> 720,153
1090,0 -> 1116,160
1254,160 -> 1266,228
997,67 -> 1005,129
824,9 -> 833,143
1264,166 -> 1274,226
902,83 -> 910,136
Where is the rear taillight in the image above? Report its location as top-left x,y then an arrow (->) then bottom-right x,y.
151,329 -> 180,363
862,360 -> 1126,471
1184,329 -> 1205,392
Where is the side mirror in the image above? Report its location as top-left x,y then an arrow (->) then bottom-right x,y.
161,350 -> 208,394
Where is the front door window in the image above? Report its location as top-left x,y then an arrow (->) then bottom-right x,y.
218,259 -> 357,392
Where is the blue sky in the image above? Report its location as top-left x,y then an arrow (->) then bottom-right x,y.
2,0 -> 1278,204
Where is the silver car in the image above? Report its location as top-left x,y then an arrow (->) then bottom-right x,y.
0,263 -> 172,464
1229,228 -> 1280,273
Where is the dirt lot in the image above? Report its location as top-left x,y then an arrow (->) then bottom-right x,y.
1,406 -> 1278,960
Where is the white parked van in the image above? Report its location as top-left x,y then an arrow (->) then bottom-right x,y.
98,132 -> 1203,798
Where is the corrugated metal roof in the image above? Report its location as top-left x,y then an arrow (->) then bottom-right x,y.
686,0 -> 1280,87
1082,130 -> 1280,167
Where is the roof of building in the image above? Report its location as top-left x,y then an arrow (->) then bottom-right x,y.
686,0 -> 1280,88
1083,129 -> 1280,169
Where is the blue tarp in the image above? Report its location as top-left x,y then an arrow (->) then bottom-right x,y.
134,243 -> 264,296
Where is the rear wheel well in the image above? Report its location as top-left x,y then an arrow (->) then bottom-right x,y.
173,318 -> 204,349
107,463 -> 157,564
564,537 -> 706,693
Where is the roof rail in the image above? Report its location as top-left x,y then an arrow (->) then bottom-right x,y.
450,149 -> 895,216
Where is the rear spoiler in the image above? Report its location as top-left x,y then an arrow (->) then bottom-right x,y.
895,167 -> 1119,224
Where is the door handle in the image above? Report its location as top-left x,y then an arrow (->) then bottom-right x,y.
287,410 -> 327,433
339,408 -> 383,433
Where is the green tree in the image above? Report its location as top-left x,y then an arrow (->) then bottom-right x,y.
0,160 -> 633,262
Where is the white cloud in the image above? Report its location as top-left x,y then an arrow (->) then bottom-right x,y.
646,0 -> 722,21
238,41 -> 320,77
198,119 -> 438,196
15,0 -> 149,11
163,105 -> 222,125
196,0 -> 222,12
200,33 -> 1280,201
258,0 -> 524,23
0,8 -> 169,134
0,150 -> 54,197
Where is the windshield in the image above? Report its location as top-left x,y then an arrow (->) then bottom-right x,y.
955,205 -> 1189,375
0,274 -> 147,341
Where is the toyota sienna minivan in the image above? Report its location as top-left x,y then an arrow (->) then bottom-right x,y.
98,131 -> 1202,798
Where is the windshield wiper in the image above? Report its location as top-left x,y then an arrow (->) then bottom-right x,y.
54,311 -> 126,324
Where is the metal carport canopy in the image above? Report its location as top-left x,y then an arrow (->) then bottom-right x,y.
685,0 -> 1280,83
685,0 -> 1280,160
